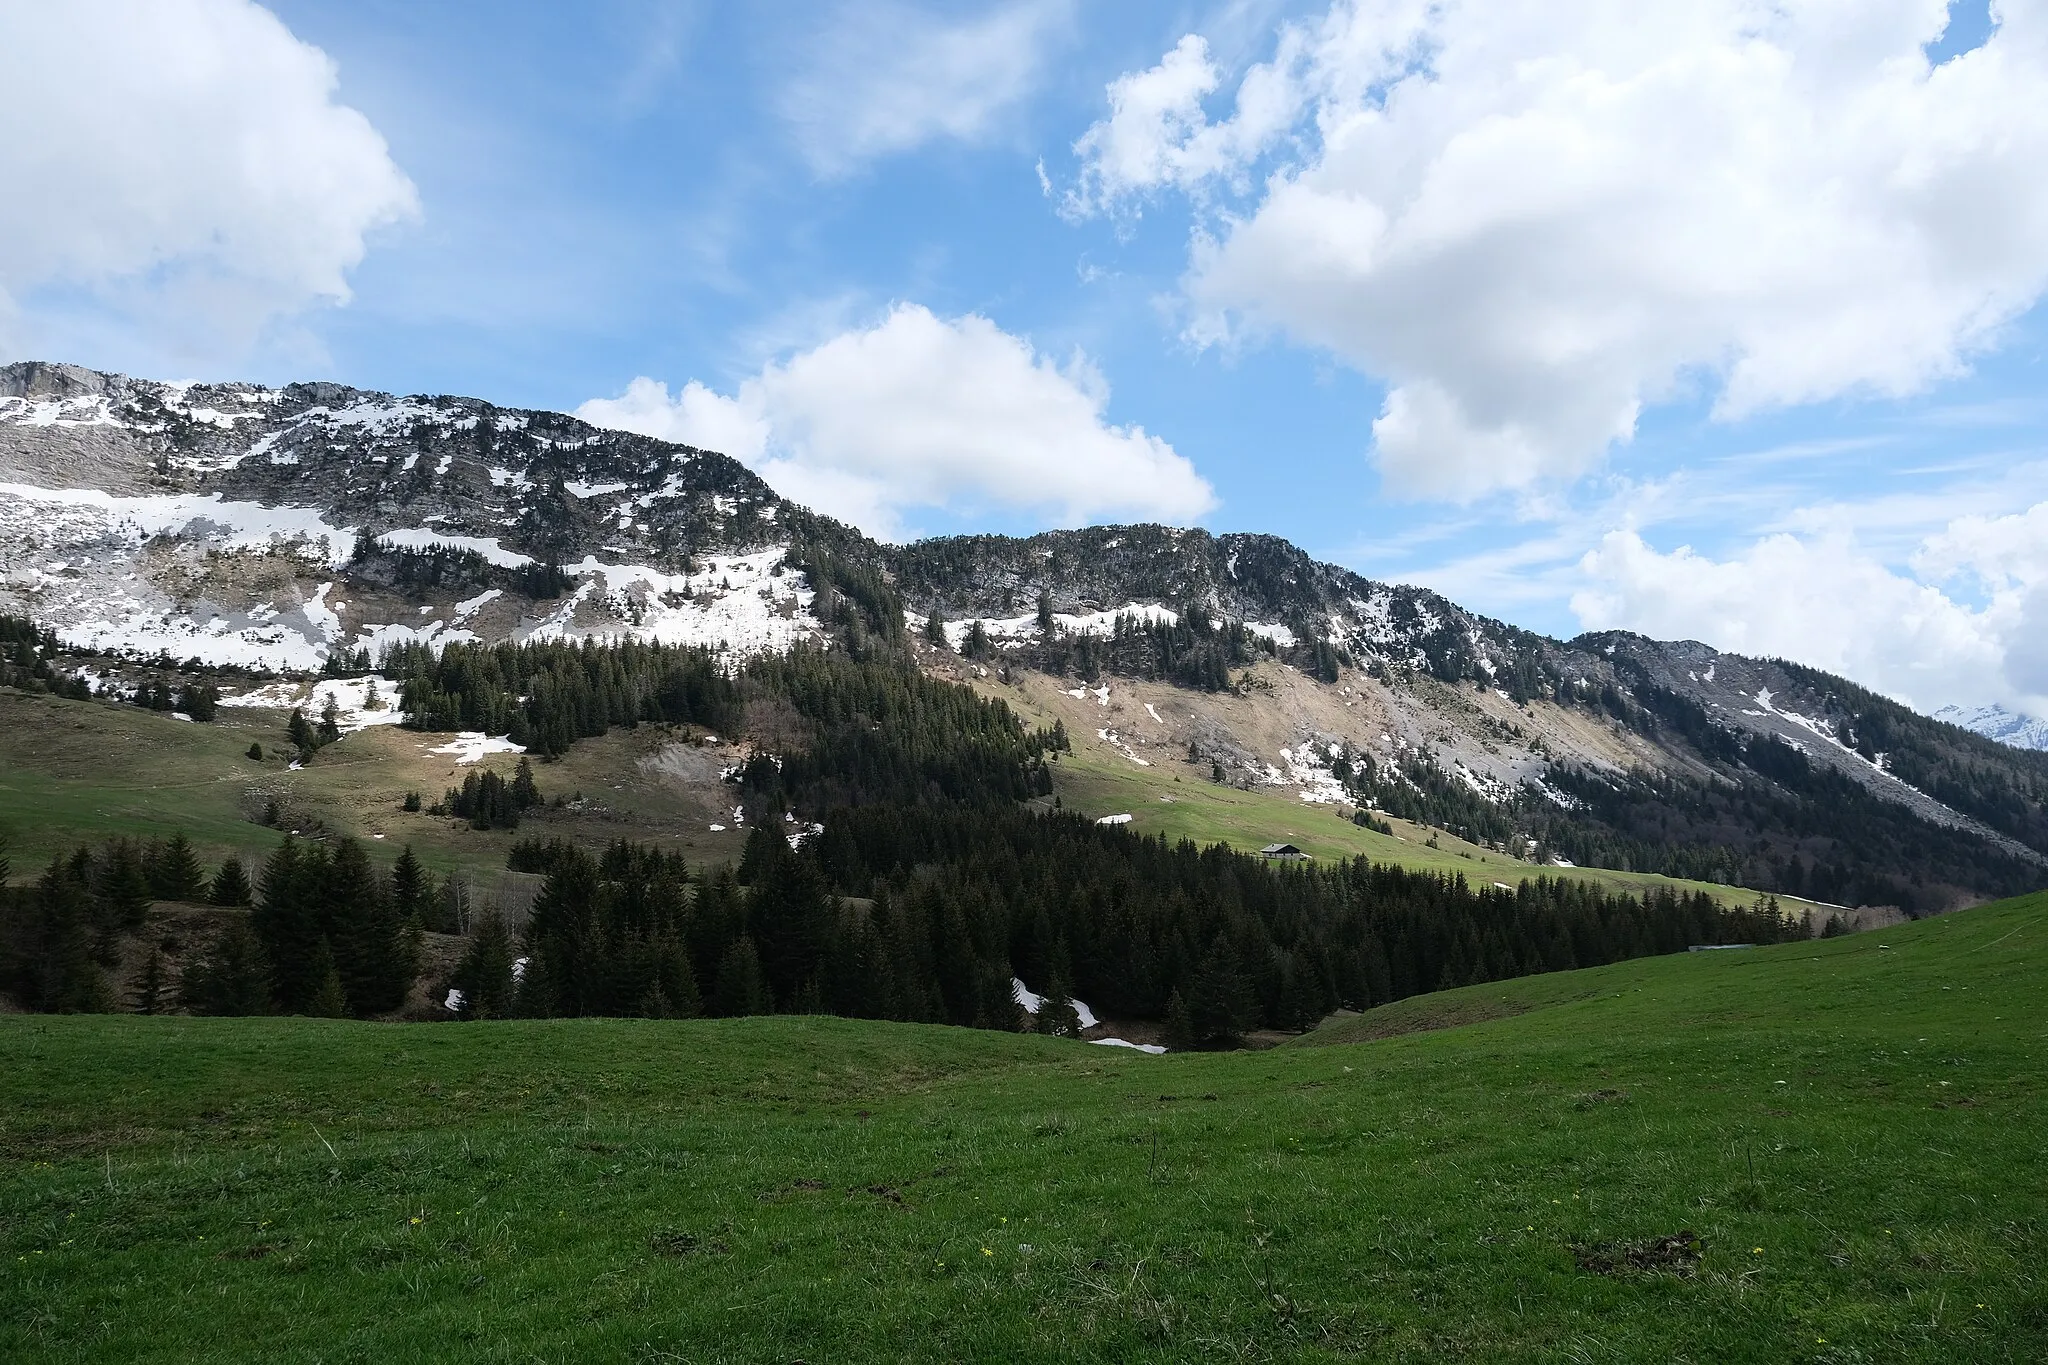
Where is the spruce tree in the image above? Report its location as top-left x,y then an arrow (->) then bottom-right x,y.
318,696 -> 343,745
453,911 -> 519,1020
209,857 -> 253,907
306,939 -> 349,1018
1162,988 -> 1194,1051
92,839 -> 153,931
712,936 -> 770,1016
287,708 -> 316,758
252,837 -> 319,1011
388,845 -> 432,923
133,946 -> 169,1015
181,919 -> 269,1016
747,836 -> 829,1010
26,858 -> 110,1013
247,742 -> 263,761
146,833 -> 206,902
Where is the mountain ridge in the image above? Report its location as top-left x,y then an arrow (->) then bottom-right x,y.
6,358 -> 2047,913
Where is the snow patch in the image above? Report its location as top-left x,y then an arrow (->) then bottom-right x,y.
427,733 -> 525,764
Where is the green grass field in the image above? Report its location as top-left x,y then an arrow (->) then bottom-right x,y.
1050,741 -> 1831,915
5,891 -> 2042,1361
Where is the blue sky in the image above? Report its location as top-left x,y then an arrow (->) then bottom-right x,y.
4,0 -> 2048,715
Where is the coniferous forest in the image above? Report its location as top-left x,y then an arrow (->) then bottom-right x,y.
0,618 -> 1805,1041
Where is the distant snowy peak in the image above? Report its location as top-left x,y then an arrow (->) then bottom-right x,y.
1935,703 -> 2048,752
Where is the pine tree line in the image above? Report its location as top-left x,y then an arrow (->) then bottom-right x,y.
470,808 -> 1801,1045
0,832 -> 431,1019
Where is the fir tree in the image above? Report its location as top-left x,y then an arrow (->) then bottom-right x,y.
246,742 -> 264,761
318,696 -> 343,745
923,609 -> 949,649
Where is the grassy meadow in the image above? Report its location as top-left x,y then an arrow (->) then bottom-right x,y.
4,889 -> 2043,1362
1049,740 -> 1831,915
0,690 -> 751,882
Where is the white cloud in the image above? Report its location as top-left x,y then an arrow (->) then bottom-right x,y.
1572,502 -> 2048,713
578,303 -> 1216,541
781,0 -> 1071,176
0,0 -> 418,368
1072,0 -> 2048,500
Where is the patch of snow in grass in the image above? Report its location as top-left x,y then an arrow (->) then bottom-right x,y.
1094,812 -> 1132,825
1096,729 -> 1151,767
427,733 -> 525,764
1090,1038 -> 1167,1054
220,674 -> 405,733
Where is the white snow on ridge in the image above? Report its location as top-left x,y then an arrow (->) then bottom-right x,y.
940,602 -> 1180,649
377,529 -> 535,568
1244,621 -> 1297,648
1096,727 -> 1152,767
0,483 -> 357,567
524,547 -> 818,657
0,394 -> 127,429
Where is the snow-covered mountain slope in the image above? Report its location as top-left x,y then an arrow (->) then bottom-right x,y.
10,359 -> 2048,911
1935,703 -> 2048,752
1,361 -> 859,668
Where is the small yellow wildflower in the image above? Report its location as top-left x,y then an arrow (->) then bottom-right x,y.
1752,1247 -> 1763,1255
981,1247 -> 994,1257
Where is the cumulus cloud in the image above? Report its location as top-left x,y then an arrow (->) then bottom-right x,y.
1071,0 -> 2048,500
578,303 -> 1216,541
0,0 -> 418,367
1572,498 -> 2048,713
782,0 -> 1071,175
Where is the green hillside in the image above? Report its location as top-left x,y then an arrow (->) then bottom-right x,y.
1051,739 -> 1832,915
5,892 -> 2042,1362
